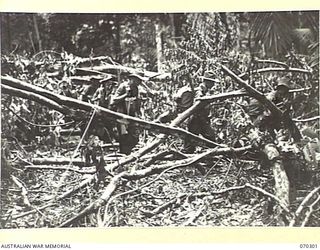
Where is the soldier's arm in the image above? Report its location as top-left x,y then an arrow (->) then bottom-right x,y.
155,110 -> 176,123
110,84 -> 128,105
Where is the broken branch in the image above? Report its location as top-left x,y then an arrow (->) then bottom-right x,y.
238,67 -> 311,78
289,186 -> 320,226
221,65 -> 302,142
59,145 -> 251,227
1,76 -> 223,149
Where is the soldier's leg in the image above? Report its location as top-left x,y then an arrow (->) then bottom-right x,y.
119,134 -> 131,155
84,149 -> 92,167
91,149 -> 98,165
117,124 -> 130,155
200,118 -> 216,142
183,116 -> 200,153
184,116 -> 208,174
126,125 -> 139,154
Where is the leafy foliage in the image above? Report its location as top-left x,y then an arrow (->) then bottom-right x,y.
248,11 -> 319,59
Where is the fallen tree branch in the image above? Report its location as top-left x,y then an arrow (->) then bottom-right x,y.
122,146 -> 251,181
20,156 -> 123,168
253,59 -> 289,68
7,175 -> 96,220
75,68 -> 113,77
2,76 -> 72,109
222,65 -> 286,117
238,67 -> 311,78
143,180 -> 292,219
58,145 -> 251,227
10,175 -> 32,208
289,186 -> 320,227
68,75 -> 113,84
59,150 -> 214,227
221,65 -> 302,142
195,89 -> 247,103
103,164 -> 182,224
23,164 -> 96,174
25,157 -> 90,166
58,171 -> 126,227
1,76 -> 224,149
106,98 -> 217,172
5,104 -> 74,128
300,195 -> 320,227
63,56 -> 115,66
263,144 -> 290,209
196,88 -> 310,104
187,182 -> 290,213
289,87 -> 312,93
9,174 -> 48,219
143,150 -> 187,167
105,151 -> 229,219
293,116 -> 320,122
1,84 -> 67,115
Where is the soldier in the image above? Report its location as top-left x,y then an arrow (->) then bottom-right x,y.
91,75 -> 116,108
247,77 -> 302,203
110,73 -> 146,154
158,71 -> 218,153
78,75 -> 117,144
248,77 -> 293,138
82,135 -> 102,167
183,71 -> 219,153
60,79 -> 77,98
157,75 -> 194,123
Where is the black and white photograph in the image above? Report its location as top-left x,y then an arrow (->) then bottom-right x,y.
0,11 -> 319,229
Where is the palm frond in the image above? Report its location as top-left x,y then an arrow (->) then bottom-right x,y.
249,12 -> 296,56
308,42 -> 319,68
293,28 -> 313,42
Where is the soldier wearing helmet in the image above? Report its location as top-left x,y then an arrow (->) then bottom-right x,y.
110,74 -> 141,154
248,77 -> 293,136
110,73 -> 155,154
183,71 -> 219,153
157,71 -> 219,153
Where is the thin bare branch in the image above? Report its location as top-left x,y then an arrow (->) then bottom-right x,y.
289,186 -> 320,227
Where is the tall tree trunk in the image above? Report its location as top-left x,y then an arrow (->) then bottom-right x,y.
114,16 -> 122,63
32,14 -> 42,52
0,13 -> 12,52
169,14 -> 177,48
155,21 -> 164,73
5,14 -> 12,53
28,32 -> 36,54
235,15 -> 241,51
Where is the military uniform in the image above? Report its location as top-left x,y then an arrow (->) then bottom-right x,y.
111,80 -> 140,155
248,78 -> 292,137
80,78 -> 117,143
157,72 -> 218,153
183,82 -> 216,153
174,86 -> 194,112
